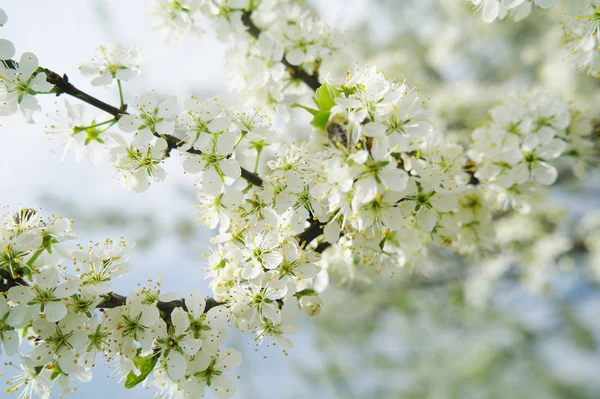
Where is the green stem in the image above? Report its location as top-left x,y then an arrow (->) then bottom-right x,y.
253,146 -> 263,173
26,247 -> 45,268
233,131 -> 248,151
117,79 -> 124,108
74,119 -> 115,132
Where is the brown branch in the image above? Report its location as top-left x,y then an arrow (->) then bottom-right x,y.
44,69 -> 127,117
295,219 -> 327,250
97,292 -> 222,322
241,12 -> 321,92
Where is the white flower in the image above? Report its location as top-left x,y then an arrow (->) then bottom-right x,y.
241,231 -> 283,279
79,43 -> 142,86
0,52 -> 53,123
255,316 -> 300,348
72,245 -> 131,295
230,273 -> 287,327
196,190 -> 243,232
183,130 -> 242,195
278,240 -> 321,285
118,92 -> 177,136
110,134 -> 168,192
185,291 -> 228,354
7,267 -> 77,323
517,128 -> 567,185
103,297 -> 160,358
155,308 -> 201,382
29,315 -> 90,376
184,348 -> 242,399
5,358 -> 52,399
177,96 -> 231,151
46,100 -> 110,165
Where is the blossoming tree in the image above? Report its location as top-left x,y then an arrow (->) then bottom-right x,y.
0,1 -> 599,397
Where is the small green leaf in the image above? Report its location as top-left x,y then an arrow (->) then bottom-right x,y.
313,82 -> 339,112
291,102 -> 319,115
124,353 -> 159,389
293,288 -> 317,299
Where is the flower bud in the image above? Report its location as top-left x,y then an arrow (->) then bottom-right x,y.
298,295 -> 323,316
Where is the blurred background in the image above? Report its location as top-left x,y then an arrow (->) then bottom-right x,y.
1,0 -> 600,398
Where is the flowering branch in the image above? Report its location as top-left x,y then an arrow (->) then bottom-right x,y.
2,60 -> 265,188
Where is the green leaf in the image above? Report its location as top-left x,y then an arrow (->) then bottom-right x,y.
291,102 -> 319,116
124,353 -> 159,389
293,288 -> 317,299
313,82 -> 339,112
310,111 -> 330,131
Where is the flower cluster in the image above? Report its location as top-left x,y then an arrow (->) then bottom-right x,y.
0,209 -> 241,399
468,91 -> 586,212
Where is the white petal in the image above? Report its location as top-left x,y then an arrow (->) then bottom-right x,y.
19,52 -> 39,79
285,48 -> 305,66
171,308 -> 190,335
219,159 -> 241,181
532,163 -> 557,185
179,336 -> 201,356
183,155 -> 206,174
91,72 -> 113,86
202,168 -> 223,195
363,122 -> 385,137
138,92 -> 157,112
2,330 -> 19,356
417,208 -> 437,232
323,221 -> 340,244
118,114 -> 141,133
212,375 -> 237,399
155,119 -> 175,135
216,131 -> 237,155
353,177 -> 377,208
166,351 -> 187,382
208,116 -> 231,132
44,301 -> 67,322
482,0 -> 500,23
217,348 -> 242,370
379,168 -> 408,192
157,96 -> 177,118
186,291 -> 206,318
0,39 -> 15,60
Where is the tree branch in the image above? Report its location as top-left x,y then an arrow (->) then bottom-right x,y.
97,292 -> 222,322
241,12 -> 321,92
0,272 -> 223,323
